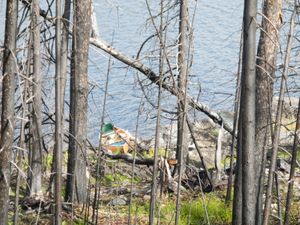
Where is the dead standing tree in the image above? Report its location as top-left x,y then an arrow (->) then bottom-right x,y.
54,0 -> 63,223
262,5 -> 296,225
148,0 -> 165,223
28,0 -> 43,197
66,0 -> 92,203
175,0 -> 189,224
284,98 -> 300,225
0,0 -> 18,224
233,0 -> 257,224
255,0 -> 282,223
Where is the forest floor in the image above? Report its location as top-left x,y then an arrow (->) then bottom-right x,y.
8,97 -> 300,224
9,151 -> 300,225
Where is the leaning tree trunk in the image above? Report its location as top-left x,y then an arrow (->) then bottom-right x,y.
233,0 -> 257,224
66,0 -> 91,203
0,0 -> 18,224
28,0 -> 43,197
255,1 -> 282,224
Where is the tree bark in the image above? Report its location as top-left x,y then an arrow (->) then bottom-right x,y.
0,0 -> 18,224
263,7 -> 295,225
255,1 -> 282,223
28,0 -> 43,197
232,115 -> 243,225
233,0 -> 257,224
54,0 -> 63,223
284,98 -> 300,225
149,0 -> 164,223
61,0 -> 71,107
66,0 -> 91,203
175,1 -> 189,224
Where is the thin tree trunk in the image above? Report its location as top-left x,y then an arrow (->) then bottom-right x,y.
284,98 -> 300,225
262,7 -> 295,225
66,0 -> 91,203
60,0 -> 71,107
54,0 -> 63,223
275,172 -> 283,225
0,0 -> 18,224
225,40 -> 241,203
255,1 -> 282,223
176,0 -> 189,176
233,0 -> 257,224
128,98 -> 143,225
175,1 -> 189,224
232,114 -> 243,225
149,1 -> 164,222
29,0 -> 43,197
92,50 -> 111,225
14,59 -> 30,225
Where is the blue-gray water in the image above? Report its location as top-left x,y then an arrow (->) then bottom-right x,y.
87,0 -> 244,144
0,1 -> 248,144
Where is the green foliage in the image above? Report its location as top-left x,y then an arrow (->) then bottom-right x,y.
144,148 -> 169,158
278,149 -> 300,162
102,172 -> 141,186
180,194 -> 232,225
127,193 -> 232,225
43,153 -> 53,170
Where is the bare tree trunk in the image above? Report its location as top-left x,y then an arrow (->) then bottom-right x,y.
61,0 -> 72,204
284,98 -> 300,225
262,7 -> 295,225
54,0 -> 63,223
232,115 -> 243,225
66,0 -> 91,203
149,1 -> 164,223
176,0 -> 189,176
0,0 -> 18,224
61,0 -> 71,107
226,35 -> 241,203
233,0 -> 257,224
175,1 -> 189,224
28,0 -> 43,197
255,1 -> 282,223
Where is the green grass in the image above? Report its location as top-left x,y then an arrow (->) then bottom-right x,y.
180,194 -> 232,225
278,149 -> 300,163
102,172 -> 141,186
143,148 -> 170,159
127,193 -> 232,225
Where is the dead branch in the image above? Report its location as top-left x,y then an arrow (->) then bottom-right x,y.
101,150 -> 155,166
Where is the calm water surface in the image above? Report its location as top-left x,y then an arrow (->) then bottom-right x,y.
89,0 -> 243,142
0,0 -> 244,143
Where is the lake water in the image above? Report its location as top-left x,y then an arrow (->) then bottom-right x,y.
0,1 -> 245,144
87,0 -> 244,143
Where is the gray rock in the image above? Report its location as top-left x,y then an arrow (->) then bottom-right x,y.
277,158 -> 291,173
108,196 -> 127,206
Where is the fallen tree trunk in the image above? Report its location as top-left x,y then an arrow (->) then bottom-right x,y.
89,38 -> 234,136
101,150 -> 155,166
